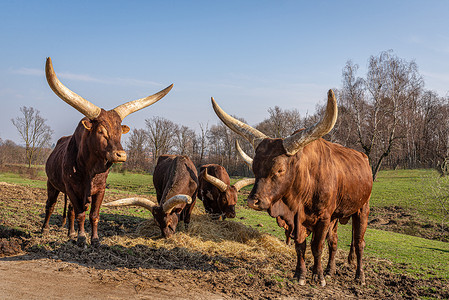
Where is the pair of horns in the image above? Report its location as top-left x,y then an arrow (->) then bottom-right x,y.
211,90 -> 338,156
103,195 -> 192,215
203,168 -> 255,192
45,57 -> 173,120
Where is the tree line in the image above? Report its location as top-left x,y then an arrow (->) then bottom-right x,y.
3,50 -> 449,180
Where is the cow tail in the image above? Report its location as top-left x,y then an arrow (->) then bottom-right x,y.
61,194 -> 68,227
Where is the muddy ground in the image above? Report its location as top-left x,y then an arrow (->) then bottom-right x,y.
1,182 -> 448,299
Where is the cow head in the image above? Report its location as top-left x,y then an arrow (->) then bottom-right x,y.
202,168 -> 255,218
103,195 -> 192,238
211,90 -> 337,211
45,57 -> 172,165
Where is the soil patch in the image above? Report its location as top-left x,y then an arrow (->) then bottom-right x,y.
369,205 -> 449,242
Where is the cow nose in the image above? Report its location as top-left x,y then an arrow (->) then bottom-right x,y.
247,197 -> 266,211
113,150 -> 127,162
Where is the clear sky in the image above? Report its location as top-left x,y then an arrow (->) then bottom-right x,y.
1,0 -> 448,145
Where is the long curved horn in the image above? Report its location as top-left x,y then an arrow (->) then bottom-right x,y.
203,168 -> 228,192
113,84 -> 174,120
233,178 -> 255,192
235,140 -> 253,167
162,195 -> 192,214
103,197 -> 158,214
282,90 -> 338,156
46,57 -> 101,119
211,97 -> 268,148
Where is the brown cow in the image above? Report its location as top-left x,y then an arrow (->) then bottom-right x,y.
198,164 -> 254,220
211,90 -> 373,286
41,57 -> 173,247
104,154 -> 198,238
236,139 -> 342,273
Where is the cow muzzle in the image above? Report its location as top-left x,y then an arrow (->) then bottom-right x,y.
247,197 -> 269,211
110,150 -> 127,163
224,205 -> 236,218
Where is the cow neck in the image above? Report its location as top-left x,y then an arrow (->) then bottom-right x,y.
72,121 -> 111,178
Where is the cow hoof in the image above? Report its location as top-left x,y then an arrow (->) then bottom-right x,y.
325,267 -> 336,277
312,274 -> 326,287
355,273 -> 366,286
77,236 -> 86,248
298,279 -> 306,286
41,228 -> 49,235
91,238 -> 100,248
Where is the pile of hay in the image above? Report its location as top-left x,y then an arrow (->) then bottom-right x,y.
102,206 -> 295,265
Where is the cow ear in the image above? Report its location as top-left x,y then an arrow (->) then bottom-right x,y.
81,120 -> 93,131
122,125 -> 130,134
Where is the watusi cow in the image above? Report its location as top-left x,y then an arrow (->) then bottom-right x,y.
198,164 -> 254,220
236,139 -> 342,272
211,90 -> 373,286
104,154 -> 198,238
41,57 -> 173,247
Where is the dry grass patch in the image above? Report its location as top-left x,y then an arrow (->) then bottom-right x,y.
101,206 -> 295,266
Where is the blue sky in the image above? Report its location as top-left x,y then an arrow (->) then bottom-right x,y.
1,0 -> 449,144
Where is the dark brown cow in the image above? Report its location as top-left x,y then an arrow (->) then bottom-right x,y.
211,90 -> 373,286
104,154 -> 198,238
198,164 -> 254,220
41,57 -> 173,247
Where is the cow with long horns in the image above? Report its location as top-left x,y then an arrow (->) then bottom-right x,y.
41,57 -> 173,247
211,90 -> 372,286
198,164 -> 254,220
104,154 -> 197,238
236,139 -> 353,278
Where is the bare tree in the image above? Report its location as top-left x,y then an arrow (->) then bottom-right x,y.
256,106 -> 302,138
173,125 -> 196,156
0,139 -> 26,166
145,116 -> 177,162
11,106 -> 53,168
338,52 -> 423,180
193,122 -> 209,166
125,128 -> 150,171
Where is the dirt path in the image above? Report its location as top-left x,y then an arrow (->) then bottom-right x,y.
0,255 -> 224,300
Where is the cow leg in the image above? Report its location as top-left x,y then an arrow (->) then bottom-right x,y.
42,181 -> 60,234
66,189 -> 88,247
348,221 -> 356,268
67,204 -> 76,239
294,239 -> 307,285
351,200 -> 370,285
89,191 -> 104,247
326,219 -> 338,276
311,220 -> 330,287
75,210 -> 87,247
61,194 -> 68,228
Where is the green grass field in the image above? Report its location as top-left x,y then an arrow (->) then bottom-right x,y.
1,168 -> 449,280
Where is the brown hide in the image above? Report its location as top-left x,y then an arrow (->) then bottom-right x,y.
43,110 -> 128,246
198,164 -> 237,219
152,155 -> 198,238
249,137 -> 372,285
249,137 -> 372,225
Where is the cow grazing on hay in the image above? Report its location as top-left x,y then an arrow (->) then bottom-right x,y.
198,164 -> 254,220
104,154 -> 198,238
211,90 -> 373,286
41,57 -> 173,247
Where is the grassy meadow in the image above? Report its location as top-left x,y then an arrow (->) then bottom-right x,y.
1,167 -> 449,281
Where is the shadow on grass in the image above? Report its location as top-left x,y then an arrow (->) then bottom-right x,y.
417,246 -> 449,254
